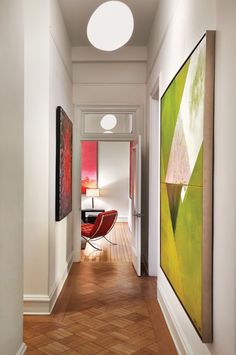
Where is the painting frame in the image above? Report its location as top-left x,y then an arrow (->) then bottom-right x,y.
160,31 -> 215,342
81,141 -> 98,194
56,106 -> 73,221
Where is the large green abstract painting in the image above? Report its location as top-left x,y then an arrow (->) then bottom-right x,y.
160,32 -> 215,342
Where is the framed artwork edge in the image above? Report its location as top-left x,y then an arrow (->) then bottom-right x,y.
202,30 -> 215,343
55,106 -> 73,222
159,31 -> 215,343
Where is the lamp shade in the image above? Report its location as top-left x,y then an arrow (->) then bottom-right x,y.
86,188 -> 100,197
87,1 -> 134,51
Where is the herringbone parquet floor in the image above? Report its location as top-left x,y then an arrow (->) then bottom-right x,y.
81,223 -> 132,262
24,225 -> 177,355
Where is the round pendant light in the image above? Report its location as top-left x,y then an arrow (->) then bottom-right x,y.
87,1 -> 134,51
100,114 -> 117,130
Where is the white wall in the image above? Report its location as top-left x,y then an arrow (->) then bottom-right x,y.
212,0 -> 236,353
24,0 -> 50,298
73,62 -> 146,107
82,142 -> 130,221
147,0 -> 236,354
48,0 -> 74,303
73,62 -> 146,85
24,0 -> 74,313
50,0 -> 72,77
0,0 -> 25,353
72,46 -> 147,62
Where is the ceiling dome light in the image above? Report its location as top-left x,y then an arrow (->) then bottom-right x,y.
100,114 -> 117,130
87,1 -> 134,51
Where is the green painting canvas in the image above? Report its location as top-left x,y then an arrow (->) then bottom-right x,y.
160,35 -> 209,338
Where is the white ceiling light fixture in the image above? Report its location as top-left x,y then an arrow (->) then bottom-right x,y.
87,1 -> 134,51
100,114 -> 117,130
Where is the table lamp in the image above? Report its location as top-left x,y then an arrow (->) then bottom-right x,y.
86,188 -> 100,209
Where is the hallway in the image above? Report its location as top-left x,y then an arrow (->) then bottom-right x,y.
24,261 -> 177,354
2,1 -> 236,354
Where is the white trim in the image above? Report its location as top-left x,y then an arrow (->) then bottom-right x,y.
78,104 -> 142,141
79,104 -> 141,111
24,294 -> 50,302
158,284 -> 191,355
72,108 -> 81,263
24,311 -> 51,315
77,83 -> 146,87
16,343 -> 27,355
73,249 -> 80,262
24,253 -> 73,314
23,294 -> 51,315
148,74 -> 160,276
49,253 -> 73,313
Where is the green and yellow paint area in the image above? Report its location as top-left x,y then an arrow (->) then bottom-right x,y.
160,37 -> 206,336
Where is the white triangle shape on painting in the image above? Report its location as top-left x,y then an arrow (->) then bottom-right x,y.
165,37 -> 206,186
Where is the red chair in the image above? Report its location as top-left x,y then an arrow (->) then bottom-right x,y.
81,210 -> 118,251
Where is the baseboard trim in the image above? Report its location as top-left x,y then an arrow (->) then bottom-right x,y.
49,254 -> 73,313
24,253 -> 73,315
117,216 -> 128,222
141,254 -> 149,276
16,343 -> 27,355
23,294 -> 51,315
73,249 -> 81,262
158,285 -> 191,355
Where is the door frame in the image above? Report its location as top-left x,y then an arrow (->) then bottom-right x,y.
72,104 -> 145,265
131,135 -> 142,276
148,75 -> 161,276
78,104 -> 142,141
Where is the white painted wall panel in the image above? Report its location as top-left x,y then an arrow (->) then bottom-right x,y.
50,0 -> 72,77
73,84 -> 146,106
49,35 -> 73,296
0,0 -> 24,353
24,0 -> 74,313
73,62 -> 147,84
24,0 -> 50,295
72,46 -> 147,62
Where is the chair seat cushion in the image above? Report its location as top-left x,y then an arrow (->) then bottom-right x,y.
81,223 -> 94,237
81,210 -> 118,242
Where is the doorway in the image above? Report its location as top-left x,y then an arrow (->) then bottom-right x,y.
80,141 -> 133,263
76,105 -> 144,275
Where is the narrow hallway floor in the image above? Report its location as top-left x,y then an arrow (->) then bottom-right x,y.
24,261 -> 177,354
81,222 -> 132,263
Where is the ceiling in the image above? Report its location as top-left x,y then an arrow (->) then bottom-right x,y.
58,0 -> 159,47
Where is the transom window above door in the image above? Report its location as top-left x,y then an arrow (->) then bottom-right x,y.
79,106 -> 140,139
84,113 -> 133,134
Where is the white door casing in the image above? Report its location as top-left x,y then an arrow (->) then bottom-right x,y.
131,135 -> 142,276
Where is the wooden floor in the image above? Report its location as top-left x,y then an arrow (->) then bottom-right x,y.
81,223 -> 132,263
24,224 -> 177,355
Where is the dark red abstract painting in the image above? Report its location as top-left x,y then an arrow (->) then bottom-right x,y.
81,141 -> 97,194
56,107 -> 73,221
